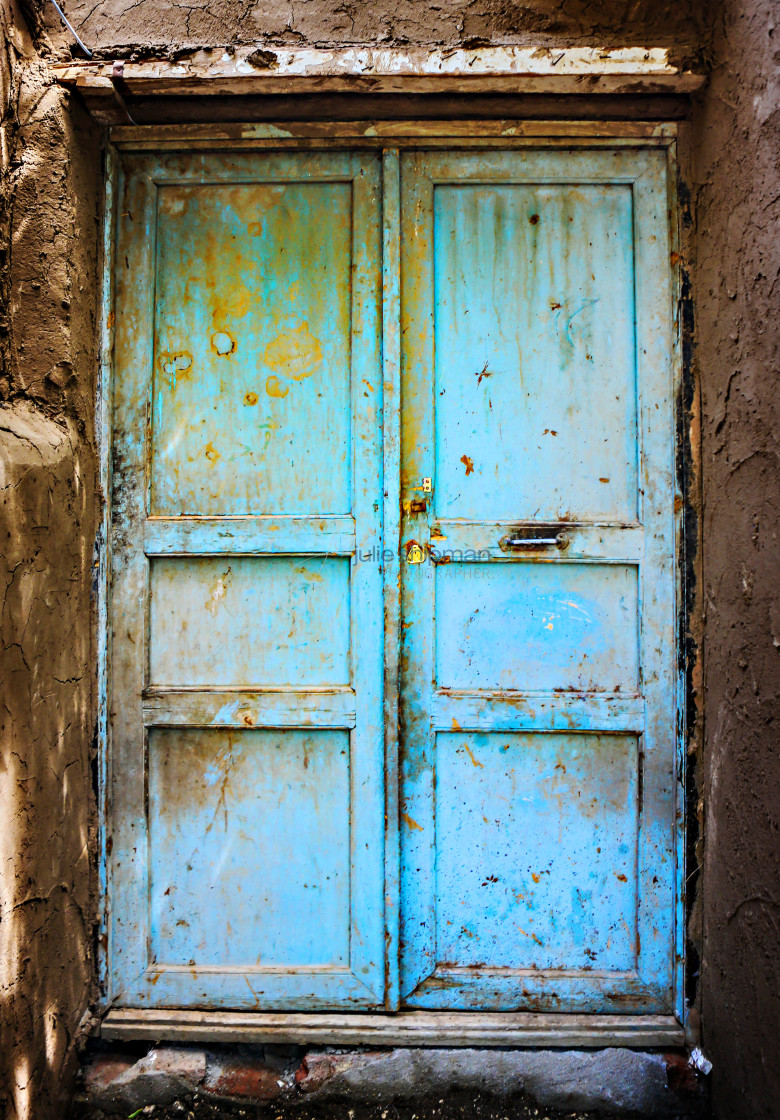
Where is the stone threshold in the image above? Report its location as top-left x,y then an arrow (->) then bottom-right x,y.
79,1042 -> 706,1118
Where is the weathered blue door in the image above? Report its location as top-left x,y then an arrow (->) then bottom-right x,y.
398,150 -> 678,1012
109,143 -> 678,1018
109,152 -> 385,1008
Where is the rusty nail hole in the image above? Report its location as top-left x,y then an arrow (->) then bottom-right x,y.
211,331 -> 235,356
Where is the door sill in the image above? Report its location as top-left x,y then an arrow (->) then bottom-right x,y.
100,1009 -> 683,1048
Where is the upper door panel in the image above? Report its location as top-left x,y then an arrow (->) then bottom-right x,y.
433,182 -> 637,523
152,179 -> 353,516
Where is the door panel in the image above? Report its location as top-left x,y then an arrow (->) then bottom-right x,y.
434,732 -> 639,973
399,149 -> 676,1012
434,561 -> 639,693
432,182 -> 637,524
151,180 -> 353,517
149,728 -> 351,969
149,556 -> 351,687
110,152 -> 384,1010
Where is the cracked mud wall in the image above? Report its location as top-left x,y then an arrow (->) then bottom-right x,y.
47,0 -> 708,59
0,0 -> 778,1117
0,3 -> 101,1118
691,2 -> 780,1118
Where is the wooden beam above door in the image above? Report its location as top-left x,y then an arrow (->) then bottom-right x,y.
53,46 -> 704,125
105,119 -> 679,150
53,46 -> 704,95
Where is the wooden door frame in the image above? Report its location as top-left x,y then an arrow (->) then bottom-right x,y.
95,120 -> 697,1048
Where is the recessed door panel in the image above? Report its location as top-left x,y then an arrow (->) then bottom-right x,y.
434,561 -> 639,693
433,183 -> 637,524
434,732 -> 639,973
149,728 -> 350,969
399,149 -> 676,1013
149,556 -> 350,687
152,182 -> 352,517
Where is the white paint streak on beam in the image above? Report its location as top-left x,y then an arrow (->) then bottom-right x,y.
52,46 -> 705,96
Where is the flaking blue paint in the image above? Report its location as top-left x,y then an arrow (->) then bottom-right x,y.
107,144 -> 678,1018
109,151 -> 384,1010
399,149 -> 677,1013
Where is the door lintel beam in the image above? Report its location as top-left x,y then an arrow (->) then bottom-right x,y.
53,46 -> 704,97
53,46 -> 704,125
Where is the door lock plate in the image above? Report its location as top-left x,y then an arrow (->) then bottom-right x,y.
406,541 -> 426,564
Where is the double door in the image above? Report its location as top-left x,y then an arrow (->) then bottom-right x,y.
108,145 -> 678,1015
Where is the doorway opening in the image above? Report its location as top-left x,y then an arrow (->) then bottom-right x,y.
101,132 -> 684,1041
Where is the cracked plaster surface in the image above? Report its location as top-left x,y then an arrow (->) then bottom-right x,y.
1,4 -> 100,1118
51,0 -> 707,56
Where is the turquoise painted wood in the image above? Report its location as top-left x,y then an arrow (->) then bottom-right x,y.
399,150 -> 677,1012
108,143 -> 678,1018
109,152 -> 385,1009
433,732 -> 639,973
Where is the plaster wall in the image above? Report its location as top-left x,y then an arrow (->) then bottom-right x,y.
0,0 -> 777,1118
51,0 -> 706,59
0,4 -> 101,1117
691,2 -> 780,1117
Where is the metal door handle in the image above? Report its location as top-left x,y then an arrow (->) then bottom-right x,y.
505,536 -> 560,546
500,530 -> 569,550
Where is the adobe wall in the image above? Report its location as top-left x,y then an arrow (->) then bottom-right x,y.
0,3 -> 101,1117
0,0 -> 778,1118
50,0 -> 707,57
690,2 -> 780,1118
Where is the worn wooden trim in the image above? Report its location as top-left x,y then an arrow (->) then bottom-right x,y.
666,134 -> 690,1031
433,521 -> 645,561
72,75 -> 700,96
54,47 -> 704,103
113,136 -> 680,153
431,693 -> 645,734
382,149 -> 402,1012
143,515 -> 356,555
142,688 -> 357,729
106,120 -> 678,150
96,141 -> 118,1000
101,1008 -> 684,1047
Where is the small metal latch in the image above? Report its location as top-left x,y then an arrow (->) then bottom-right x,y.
499,528 -> 570,552
422,478 -> 432,493
406,542 -> 426,564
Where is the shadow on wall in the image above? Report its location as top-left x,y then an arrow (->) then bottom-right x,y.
1,2 -> 101,1117
0,404 -> 97,1120
693,2 -> 780,1119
